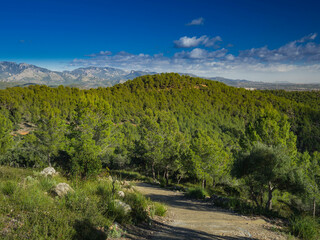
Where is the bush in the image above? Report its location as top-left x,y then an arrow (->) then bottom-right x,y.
105,199 -> 130,224
152,202 -> 167,216
1,181 -> 17,196
185,187 -> 207,199
290,216 -> 320,240
38,176 -> 57,192
124,192 -> 150,223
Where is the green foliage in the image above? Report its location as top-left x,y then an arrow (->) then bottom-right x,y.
34,104 -> 67,166
0,166 -> 161,239
191,130 -> 231,186
290,216 -> 320,240
1,181 -> 17,196
0,111 -> 13,155
2,134 -> 47,167
124,191 -> 150,223
0,73 -> 320,226
185,187 -> 208,199
232,143 -> 305,210
151,202 -> 167,216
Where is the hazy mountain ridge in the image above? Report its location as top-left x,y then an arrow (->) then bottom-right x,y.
209,77 -> 320,91
0,61 -> 156,88
0,61 -> 319,90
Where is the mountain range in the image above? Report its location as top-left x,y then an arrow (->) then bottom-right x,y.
0,61 -> 156,88
1,61 -> 319,91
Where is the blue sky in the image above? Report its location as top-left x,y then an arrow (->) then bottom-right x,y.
1,0 -> 320,83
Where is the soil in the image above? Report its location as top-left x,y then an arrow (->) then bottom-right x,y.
124,182 -> 288,240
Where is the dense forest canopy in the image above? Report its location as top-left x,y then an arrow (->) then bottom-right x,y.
0,73 -> 319,214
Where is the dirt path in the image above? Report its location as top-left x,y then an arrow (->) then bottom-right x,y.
134,183 -> 286,240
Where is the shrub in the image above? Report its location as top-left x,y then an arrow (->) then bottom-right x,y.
105,199 -> 129,223
152,202 -> 167,216
38,176 -> 57,192
185,187 -> 207,199
124,192 -> 150,223
290,216 -> 320,240
1,181 -> 17,196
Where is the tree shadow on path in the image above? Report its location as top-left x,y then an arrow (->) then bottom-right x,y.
124,219 -> 258,240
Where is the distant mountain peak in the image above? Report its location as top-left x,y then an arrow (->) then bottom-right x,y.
0,61 -> 156,88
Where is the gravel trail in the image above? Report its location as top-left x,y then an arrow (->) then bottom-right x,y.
134,183 -> 286,240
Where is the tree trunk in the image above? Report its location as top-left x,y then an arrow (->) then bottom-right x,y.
177,175 -> 182,185
266,181 -> 274,211
48,153 -> 51,167
202,179 -> 205,188
165,167 -> 169,186
152,162 -> 155,180
313,197 -> 316,218
249,186 -> 260,208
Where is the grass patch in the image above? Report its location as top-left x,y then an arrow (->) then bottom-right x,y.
1,181 -> 17,196
0,166 -> 164,239
290,216 -> 320,240
185,186 -> 208,199
151,202 -> 167,217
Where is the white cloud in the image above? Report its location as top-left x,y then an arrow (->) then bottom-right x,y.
71,33 -> 320,83
86,50 -> 112,57
186,17 -> 204,26
239,33 -> 320,63
174,35 -> 222,48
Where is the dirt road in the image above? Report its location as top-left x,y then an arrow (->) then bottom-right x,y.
134,183 -> 286,240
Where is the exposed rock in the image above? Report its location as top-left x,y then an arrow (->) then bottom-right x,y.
40,167 -> 56,177
117,191 -> 125,198
52,183 -> 74,197
113,200 -> 131,214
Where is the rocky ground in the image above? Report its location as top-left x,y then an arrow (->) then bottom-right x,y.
124,183 -> 289,240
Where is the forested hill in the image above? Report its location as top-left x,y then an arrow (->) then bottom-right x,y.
1,73 -> 319,151
0,73 -> 319,179
90,73 -> 320,153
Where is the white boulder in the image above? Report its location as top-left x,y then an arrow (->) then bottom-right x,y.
40,167 -> 56,177
52,183 -> 74,197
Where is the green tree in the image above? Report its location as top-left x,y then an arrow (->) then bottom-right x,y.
191,130 -> 230,188
0,112 -> 13,155
68,97 -> 112,178
246,108 -> 297,155
134,112 -> 164,179
232,143 -> 305,211
34,103 -> 66,166
302,151 -> 320,217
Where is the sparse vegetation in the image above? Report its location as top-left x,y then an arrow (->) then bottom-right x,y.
0,166 -> 166,239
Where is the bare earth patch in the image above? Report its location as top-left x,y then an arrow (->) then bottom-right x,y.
129,182 -> 287,240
